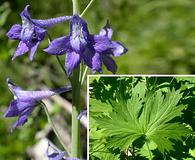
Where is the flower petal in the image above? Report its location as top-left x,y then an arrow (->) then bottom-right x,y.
6,24 -> 22,40
47,143 -> 65,160
12,41 -> 29,60
93,35 -> 112,53
44,36 -> 70,55
99,20 -> 113,39
20,24 -> 34,44
82,46 -> 95,69
69,14 -> 89,52
70,14 -> 89,37
102,54 -> 117,74
3,100 -> 35,117
32,16 -> 72,28
48,152 -> 65,160
20,5 -> 31,19
77,109 -> 87,120
34,26 -> 46,41
65,51 -> 81,77
12,107 -> 34,128
111,41 -> 128,57
29,41 -> 40,61
92,52 -> 102,73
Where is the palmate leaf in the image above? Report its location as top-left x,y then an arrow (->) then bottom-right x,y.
94,82 -> 191,156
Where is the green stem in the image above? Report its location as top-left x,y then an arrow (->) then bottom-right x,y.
71,66 -> 81,157
71,0 -> 81,158
80,0 -> 95,17
146,141 -> 152,160
40,101 -> 71,157
56,56 -> 67,75
81,66 -> 88,85
47,33 -> 67,76
72,0 -> 80,14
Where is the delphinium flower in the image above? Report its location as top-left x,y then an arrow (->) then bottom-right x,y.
3,78 -> 71,129
6,5 -> 72,61
44,14 -> 127,76
47,143 -> 80,160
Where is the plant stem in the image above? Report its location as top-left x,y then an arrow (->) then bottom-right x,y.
80,0 -> 95,17
56,56 -> 67,75
81,66 -> 88,85
71,66 -> 81,157
47,33 -> 67,76
72,0 -> 80,14
71,0 -> 82,158
146,141 -> 152,160
40,101 -> 71,156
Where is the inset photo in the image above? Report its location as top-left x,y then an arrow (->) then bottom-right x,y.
88,76 -> 195,160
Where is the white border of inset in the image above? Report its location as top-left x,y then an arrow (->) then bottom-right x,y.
87,74 -> 195,160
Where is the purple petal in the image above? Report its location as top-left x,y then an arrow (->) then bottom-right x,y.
99,20 -> 113,39
44,36 -> 70,55
35,26 -> 46,41
48,152 -> 65,160
82,46 -> 95,69
6,24 -> 22,40
70,14 -> 89,37
111,41 -> 128,57
93,35 -> 112,53
12,107 -> 34,128
20,24 -> 34,44
102,54 -> 117,74
92,52 -> 102,73
12,41 -> 29,60
69,14 -> 89,52
65,51 -> 81,77
32,16 -> 72,28
77,109 -> 87,120
46,143 -> 65,160
4,100 -> 35,117
29,42 -> 40,61
20,5 -> 31,19
12,114 -> 28,128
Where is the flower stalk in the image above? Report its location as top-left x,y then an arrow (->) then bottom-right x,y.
72,0 -> 79,15
71,66 -> 81,157
40,101 -> 71,157
71,0 -> 81,158
80,0 -> 95,17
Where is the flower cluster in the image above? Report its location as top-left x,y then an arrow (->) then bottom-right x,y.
44,15 -> 127,76
7,5 -> 127,76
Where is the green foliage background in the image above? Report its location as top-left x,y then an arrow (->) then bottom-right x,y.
1,0 -> 195,159
89,76 -> 195,159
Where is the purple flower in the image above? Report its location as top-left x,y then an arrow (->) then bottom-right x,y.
77,109 -> 87,120
46,143 -> 79,160
3,78 -> 71,129
44,14 -> 127,76
6,5 -> 71,61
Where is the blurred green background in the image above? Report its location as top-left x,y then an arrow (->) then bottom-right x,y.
1,0 -> 195,159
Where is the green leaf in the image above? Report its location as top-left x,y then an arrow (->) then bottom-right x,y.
94,85 -> 191,155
